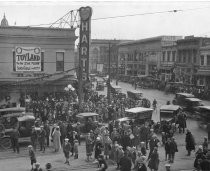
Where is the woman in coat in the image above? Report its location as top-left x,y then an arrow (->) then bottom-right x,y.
52,126 -> 61,152
185,130 -> 195,156
148,147 -> 159,171
86,133 -> 93,161
104,134 -> 112,159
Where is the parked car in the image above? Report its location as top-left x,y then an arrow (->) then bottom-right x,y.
173,93 -> 194,106
127,90 -> 143,100
195,106 -> 210,129
160,105 -> 181,122
75,112 -> 99,134
0,107 -> 35,149
124,107 -> 153,125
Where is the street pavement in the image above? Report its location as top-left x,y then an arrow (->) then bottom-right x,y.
0,80 -> 209,171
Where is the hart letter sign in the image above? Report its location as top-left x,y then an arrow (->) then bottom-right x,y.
79,6 -> 92,81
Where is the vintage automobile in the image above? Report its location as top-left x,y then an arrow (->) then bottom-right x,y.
96,81 -> 105,91
0,107 -> 35,149
124,107 -> 153,125
110,84 -> 122,94
160,105 -> 181,122
173,93 -> 195,106
75,112 -> 99,134
195,106 -> 210,129
127,90 -> 143,100
184,97 -> 203,112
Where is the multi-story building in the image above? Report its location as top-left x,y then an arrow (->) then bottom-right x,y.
89,39 -> 128,76
197,45 -> 210,88
0,15 -> 77,106
160,36 -> 182,81
175,36 -> 210,84
118,36 -> 181,78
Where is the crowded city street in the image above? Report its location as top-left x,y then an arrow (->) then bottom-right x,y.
1,1 -> 210,171
0,78 -> 209,171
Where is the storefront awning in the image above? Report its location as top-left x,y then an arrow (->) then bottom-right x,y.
195,70 -> 210,76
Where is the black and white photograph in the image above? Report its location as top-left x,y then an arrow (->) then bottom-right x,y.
0,0 -> 210,170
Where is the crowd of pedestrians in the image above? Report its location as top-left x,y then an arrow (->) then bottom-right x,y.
1,79 -> 210,171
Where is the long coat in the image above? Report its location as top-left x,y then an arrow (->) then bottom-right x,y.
52,130 -> 61,151
148,151 -> 159,170
185,132 -> 195,151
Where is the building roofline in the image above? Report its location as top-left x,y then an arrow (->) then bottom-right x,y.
0,25 -> 76,31
118,35 -> 182,46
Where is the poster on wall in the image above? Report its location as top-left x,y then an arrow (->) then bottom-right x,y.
15,47 -> 41,71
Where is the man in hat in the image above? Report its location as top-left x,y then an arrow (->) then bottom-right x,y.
38,125 -> 46,153
200,151 -> 210,171
97,154 -> 108,171
33,163 -> 43,171
28,145 -> 36,170
63,138 -> 71,165
10,126 -> 20,153
95,137 -> 103,161
31,126 -> 38,151
119,150 -> 132,171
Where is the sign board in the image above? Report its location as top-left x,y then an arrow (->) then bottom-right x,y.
79,6 -> 92,81
15,47 -> 41,71
97,64 -> 104,72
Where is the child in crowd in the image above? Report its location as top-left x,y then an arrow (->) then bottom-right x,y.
28,145 -> 36,171
74,139 -> 79,159
63,138 -> 71,165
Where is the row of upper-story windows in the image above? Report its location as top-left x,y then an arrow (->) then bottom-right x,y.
200,54 -> 210,66
177,49 -> 197,63
162,51 -> 176,62
126,64 -> 146,70
13,51 -> 65,72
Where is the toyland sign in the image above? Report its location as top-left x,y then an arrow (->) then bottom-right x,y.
15,47 -> 41,71
79,6 -> 92,80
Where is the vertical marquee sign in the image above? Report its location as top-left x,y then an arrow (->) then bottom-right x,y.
79,6 -> 92,81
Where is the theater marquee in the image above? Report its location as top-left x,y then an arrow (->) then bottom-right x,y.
79,6 -> 92,81
15,47 -> 41,72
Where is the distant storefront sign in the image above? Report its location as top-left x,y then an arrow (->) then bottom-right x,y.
15,47 -> 41,71
79,6 -> 92,81
97,64 -> 104,72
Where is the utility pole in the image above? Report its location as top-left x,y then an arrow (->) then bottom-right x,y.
116,45 -> 119,86
107,42 -> 111,105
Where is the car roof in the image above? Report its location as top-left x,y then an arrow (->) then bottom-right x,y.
125,107 -> 153,114
127,90 -> 142,94
198,106 -> 210,110
0,107 -> 25,113
185,98 -> 202,102
76,112 -> 99,118
2,112 -> 33,118
18,115 -> 35,122
110,84 -> 121,89
160,105 -> 181,111
117,117 -> 131,122
176,93 -> 194,98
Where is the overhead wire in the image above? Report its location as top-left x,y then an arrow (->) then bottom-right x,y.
25,6 -> 210,27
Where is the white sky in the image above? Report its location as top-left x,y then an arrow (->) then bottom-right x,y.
0,0 -> 210,40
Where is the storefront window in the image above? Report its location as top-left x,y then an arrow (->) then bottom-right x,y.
172,51 -> 176,62
207,55 -> 210,65
162,51 -> 166,61
167,51 -> 171,62
56,52 -> 64,71
200,55 -> 204,66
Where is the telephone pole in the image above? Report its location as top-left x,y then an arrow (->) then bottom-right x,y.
107,42 -> 111,105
